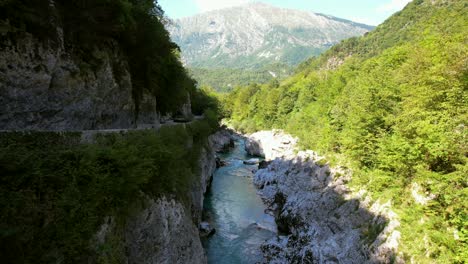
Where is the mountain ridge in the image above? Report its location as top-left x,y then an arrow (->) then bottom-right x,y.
168,2 -> 374,69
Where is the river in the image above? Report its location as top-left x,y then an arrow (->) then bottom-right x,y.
202,137 -> 277,263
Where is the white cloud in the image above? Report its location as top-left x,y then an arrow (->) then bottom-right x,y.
377,0 -> 412,13
194,0 -> 252,12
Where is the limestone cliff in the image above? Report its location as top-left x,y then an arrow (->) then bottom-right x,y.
0,32 -> 164,130
92,130 -> 232,263
246,131 -> 402,263
96,198 -> 207,264
1,2 -> 219,263
0,1 -> 194,131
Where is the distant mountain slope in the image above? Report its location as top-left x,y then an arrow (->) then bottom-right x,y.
169,2 -> 373,69
189,64 -> 292,93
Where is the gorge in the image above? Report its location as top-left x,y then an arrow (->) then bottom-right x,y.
202,130 -> 401,263
0,1 -> 223,263
202,135 -> 277,263
1,0 -> 466,263
168,2 -> 374,92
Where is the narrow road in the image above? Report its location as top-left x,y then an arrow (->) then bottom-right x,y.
80,115 -> 204,143
0,115 -> 205,143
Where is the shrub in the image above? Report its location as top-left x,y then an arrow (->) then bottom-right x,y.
0,118 -> 218,263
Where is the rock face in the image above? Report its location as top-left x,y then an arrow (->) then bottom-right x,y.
125,198 -> 207,264
1,33 -> 137,130
0,32 -> 191,131
245,130 -> 297,160
247,131 -> 402,263
93,129 -> 234,263
199,222 -> 216,237
169,2 -> 373,69
208,128 -> 235,153
191,135 -> 218,224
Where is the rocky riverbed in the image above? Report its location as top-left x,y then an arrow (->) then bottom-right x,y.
202,131 -> 277,263
245,130 -> 402,264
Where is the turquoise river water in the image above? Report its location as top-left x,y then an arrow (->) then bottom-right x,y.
202,138 -> 277,263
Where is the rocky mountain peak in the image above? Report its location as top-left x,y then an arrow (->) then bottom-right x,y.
168,2 -> 374,68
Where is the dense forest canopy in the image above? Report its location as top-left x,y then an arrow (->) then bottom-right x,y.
190,63 -> 293,93
224,0 -> 467,262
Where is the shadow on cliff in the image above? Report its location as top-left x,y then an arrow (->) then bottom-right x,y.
252,153 -> 397,264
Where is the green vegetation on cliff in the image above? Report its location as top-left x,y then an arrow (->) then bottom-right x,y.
0,0 -> 206,115
224,0 -> 467,262
0,116 -> 219,263
0,0 -> 222,262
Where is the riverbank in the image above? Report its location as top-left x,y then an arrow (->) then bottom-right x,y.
0,121 -> 232,263
202,134 -> 277,263
245,130 -> 402,263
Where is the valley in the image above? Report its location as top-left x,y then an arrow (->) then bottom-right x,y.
168,2 -> 373,92
0,0 -> 466,263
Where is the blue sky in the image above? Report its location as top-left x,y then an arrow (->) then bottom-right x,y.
158,0 -> 413,26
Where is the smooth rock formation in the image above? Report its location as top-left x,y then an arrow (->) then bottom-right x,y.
191,138 -> 218,224
209,128 -> 235,153
245,130 -> 297,160
247,132 -> 402,263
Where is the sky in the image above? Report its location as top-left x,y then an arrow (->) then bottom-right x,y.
158,0 -> 413,26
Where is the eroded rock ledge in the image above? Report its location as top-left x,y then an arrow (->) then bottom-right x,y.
246,130 -> 402,264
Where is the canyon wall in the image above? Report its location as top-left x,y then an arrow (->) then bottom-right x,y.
0,32 -> 166,130
92,130 -> 232,263
246,130 -> 402,263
